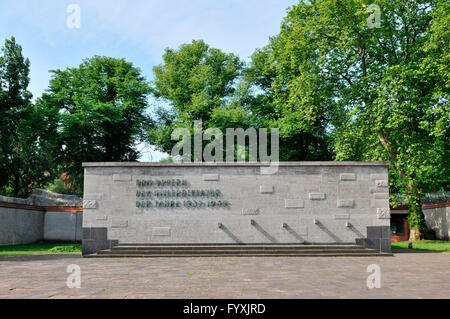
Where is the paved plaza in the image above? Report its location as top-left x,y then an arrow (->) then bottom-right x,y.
0,251 -> 449,299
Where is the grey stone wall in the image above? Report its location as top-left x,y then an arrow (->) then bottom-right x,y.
0,191 -> 83,245
0,206 -> 44,245
424,206 -> 449,240
0,204 -> 83,245
44,211 -> 83,242
82,162 -> 391,254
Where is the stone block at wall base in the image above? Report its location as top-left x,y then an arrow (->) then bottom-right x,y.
82,227 -> 118,255
359,238 -> 391,253
356,226 -> 391,253
82,239 -> 118,255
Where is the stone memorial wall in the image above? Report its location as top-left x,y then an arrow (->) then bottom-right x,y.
82,162 -> 391,255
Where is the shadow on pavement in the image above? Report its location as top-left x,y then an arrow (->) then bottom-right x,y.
392,249 -> 444,254
0,253 -> 82,262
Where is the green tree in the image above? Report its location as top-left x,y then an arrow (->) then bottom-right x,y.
0,37 -> 55,197
149,39 -> 250,157
268,0 -> 449,240
245,44 -> 334,161
150,39 -> 332,161
38,56 -> 152,194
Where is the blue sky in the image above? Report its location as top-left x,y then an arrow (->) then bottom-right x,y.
0,0 -> 298,161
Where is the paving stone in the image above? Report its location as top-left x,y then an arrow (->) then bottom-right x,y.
0,253 -> 448,298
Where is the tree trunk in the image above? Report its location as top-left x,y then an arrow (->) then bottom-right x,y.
13,172 -> 19,198
407,182 -> 426,241
409,228 -> 422,241
376,131 -> 427,241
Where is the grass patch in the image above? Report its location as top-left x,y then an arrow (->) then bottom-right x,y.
391,240 -> 450,252
0,242 -> 81,257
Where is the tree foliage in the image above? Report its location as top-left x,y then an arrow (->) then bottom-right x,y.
245,41 -> 334,161
149,39 -> 249,157
38,56 -> 152,194
0,37 -> 54,197
267,0 -> 449,239
150,39 -> 333,161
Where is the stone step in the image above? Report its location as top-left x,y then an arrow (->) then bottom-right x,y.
111,244 -> 364,251
115,242 -> 360,247
87,252 -> 392,258
101,248 -> 374,254
88,244 -> 392,257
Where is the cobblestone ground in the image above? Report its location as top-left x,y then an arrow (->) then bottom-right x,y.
0,251 -> 449,298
